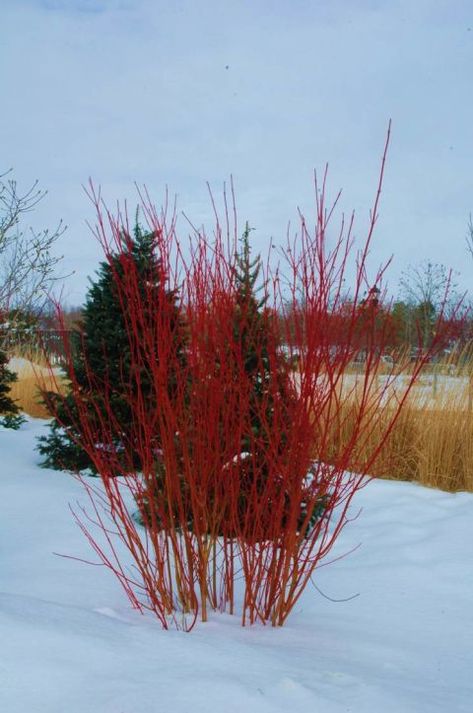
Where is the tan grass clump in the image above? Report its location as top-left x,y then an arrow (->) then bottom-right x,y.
7,356 -> 65,419
334,360 -> 473,493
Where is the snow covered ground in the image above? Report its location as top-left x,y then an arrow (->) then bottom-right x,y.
7,356 -> 63,377
1,419 -> 472,713
341,371 -> 473,410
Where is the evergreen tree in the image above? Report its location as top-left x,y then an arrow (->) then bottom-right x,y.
229,224 -> 324,537
0,347 -> 24,429
232,222 -> 274,449
138,224 -> 325,538
37,222 -> 185,472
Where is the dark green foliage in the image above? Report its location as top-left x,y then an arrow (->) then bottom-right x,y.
37,222 -> 185,473
140,224 -> 325,538
37,408 -> 96,471
232,223 -> 278,450
0,348 -> 25,429
230,224 -> 323,538
0,349 -> 17,413
1,410 -> 26,429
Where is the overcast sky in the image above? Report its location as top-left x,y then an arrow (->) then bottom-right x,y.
1,0 -> 472,305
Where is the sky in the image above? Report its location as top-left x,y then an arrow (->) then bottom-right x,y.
1,0 -> 472,305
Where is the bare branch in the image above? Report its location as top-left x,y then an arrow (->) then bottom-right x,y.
0,168 -> 67,315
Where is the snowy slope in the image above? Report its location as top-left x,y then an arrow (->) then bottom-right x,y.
1,419 -> 472,713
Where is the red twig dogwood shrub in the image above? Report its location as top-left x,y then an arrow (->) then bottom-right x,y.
48,129 -> 458,630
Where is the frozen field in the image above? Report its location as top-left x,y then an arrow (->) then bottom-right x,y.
339,371 -> 473,410
1,419 -> 472,713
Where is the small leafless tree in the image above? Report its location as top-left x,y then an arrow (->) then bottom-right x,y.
399,261 -> 455,348
0,168 -> 66,315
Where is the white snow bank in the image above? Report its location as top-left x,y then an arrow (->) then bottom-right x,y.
0,420 -> 472,713
7,357 -> 63,377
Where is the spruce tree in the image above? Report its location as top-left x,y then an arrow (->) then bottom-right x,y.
138,224 -> 325,538
0,347 -> 24,428
232,222 -> 274,449
37,221 -> 185,472
230,224 -> 324,537
230,224 -> 287,524
140,223 -> 281,534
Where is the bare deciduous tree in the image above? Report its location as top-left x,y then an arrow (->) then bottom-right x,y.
399,261 -> 456,348
0,168 -> 66,315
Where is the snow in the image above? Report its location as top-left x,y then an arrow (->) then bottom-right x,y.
1,419 -> 472,713
341,371 -> 473,410
7,357 -> 63,376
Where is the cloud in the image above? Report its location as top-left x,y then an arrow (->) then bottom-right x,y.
1,0 -> 472,303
